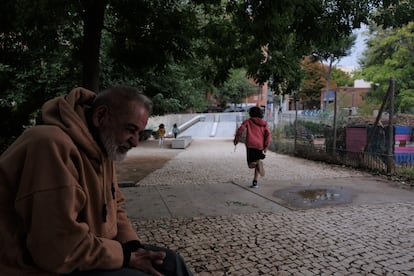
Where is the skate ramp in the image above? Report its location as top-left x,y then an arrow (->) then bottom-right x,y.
180,121 -> 236,138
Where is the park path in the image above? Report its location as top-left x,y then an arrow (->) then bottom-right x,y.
121,138 -> 414,275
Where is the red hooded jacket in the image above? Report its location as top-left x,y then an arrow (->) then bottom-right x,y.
234,117 -> 271,151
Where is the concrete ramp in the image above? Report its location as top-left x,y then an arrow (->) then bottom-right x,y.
214,122 -> 236,137
180,121 -> 236,138
147,112 -> 243,138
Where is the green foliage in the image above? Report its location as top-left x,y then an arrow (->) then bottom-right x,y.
282,120 -> 325,139
301,121 -> 325,136
106,0 -> 198,75
360,23 -> 414,113
299,57 -> 325,108
331,67 -> 352,86
143,62 -> 209,115
0,1 -> 81,138
214,68 -> 257,107
0,0 -> 394,142
312,34 -> 357,65
396,167 -> 414,185
299,57 -> 352,109
272,127 -> 284,140
151,93 -> 181,115
371,1 -> 414,28
399,89 -> 414,113
220,1 -> 368,94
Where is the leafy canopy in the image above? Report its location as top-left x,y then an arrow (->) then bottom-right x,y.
2,0 -> 412,140
359,22 -> 414,113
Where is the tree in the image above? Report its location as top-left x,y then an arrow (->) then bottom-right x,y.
0,0 -> 82,138
0,0 -> 202,138
299,57 -> 352,109
299,57 -> 326,109
331,67 -> 352,87
0,0 -> 396,144
143,62 -> 209,115
80,0 -> 107,92
214,68 -> 257,108
310,34 -> 356,110
359,22 -> 414,113
370,0 -> 414,28
225,0 -> 367,95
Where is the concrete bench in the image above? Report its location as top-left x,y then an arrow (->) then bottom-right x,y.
171,136 -> 192,149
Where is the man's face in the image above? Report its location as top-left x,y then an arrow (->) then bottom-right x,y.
99,102 -> 149,161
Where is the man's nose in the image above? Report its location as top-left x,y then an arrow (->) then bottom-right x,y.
129,134 -> 139,147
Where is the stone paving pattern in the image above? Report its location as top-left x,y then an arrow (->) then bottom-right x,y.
125,139 -> 414,275
134,202 -> 414,275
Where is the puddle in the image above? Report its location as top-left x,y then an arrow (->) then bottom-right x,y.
274,185 -> 354,209
298,189 -> 340,201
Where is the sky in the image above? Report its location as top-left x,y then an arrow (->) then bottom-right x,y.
336,25 -> 368,69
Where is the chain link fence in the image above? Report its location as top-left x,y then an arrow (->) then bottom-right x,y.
268,112 -> 414,186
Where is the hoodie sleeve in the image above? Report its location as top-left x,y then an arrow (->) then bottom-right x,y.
14,127 -> 124,274
234,120 -> 248,144
263,123 -> 272,150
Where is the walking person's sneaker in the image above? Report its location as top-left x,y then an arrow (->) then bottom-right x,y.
256,160 -> 265,176
251,180 -> 258,188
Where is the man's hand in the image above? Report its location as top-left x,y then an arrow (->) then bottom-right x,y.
129,248 -> 166,276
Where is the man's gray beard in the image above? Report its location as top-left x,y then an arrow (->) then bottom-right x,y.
100,131 -> 128,161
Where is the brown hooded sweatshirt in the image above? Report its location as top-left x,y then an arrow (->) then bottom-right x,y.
0,88 -> 140,275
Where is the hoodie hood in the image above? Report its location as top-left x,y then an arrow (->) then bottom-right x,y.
249,117 -> 268,126
234,116 -> 272,151
41,87 -> 102,160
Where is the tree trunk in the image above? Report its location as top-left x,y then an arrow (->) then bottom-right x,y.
80,0 -> 107,92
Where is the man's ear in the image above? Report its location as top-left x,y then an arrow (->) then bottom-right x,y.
91,105 -> 109,127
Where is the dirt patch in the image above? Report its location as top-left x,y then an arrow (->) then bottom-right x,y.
115,140 -> 177,183
115,155 -> 174,183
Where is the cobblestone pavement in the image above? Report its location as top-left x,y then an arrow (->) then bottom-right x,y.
124,139 -> 414,275
134,202 -> 414,275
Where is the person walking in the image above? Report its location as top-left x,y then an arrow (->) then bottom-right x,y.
172,123 -> 180,139
0,86 -> 193,276
157,123 -> 166,147
233,106 -> 271,188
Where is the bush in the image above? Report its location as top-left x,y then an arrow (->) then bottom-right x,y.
396,167 -> 414,186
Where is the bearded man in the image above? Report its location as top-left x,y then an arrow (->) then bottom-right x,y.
0,86 -> 192,276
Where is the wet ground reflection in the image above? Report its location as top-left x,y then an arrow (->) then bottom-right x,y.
274,185 -> 354,209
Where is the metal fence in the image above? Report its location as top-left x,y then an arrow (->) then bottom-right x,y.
269,114 -> 414,177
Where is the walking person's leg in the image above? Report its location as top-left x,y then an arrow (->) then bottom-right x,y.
252,162 -> 259,188
247,148 -> 259,188
256,159 -> 265,176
